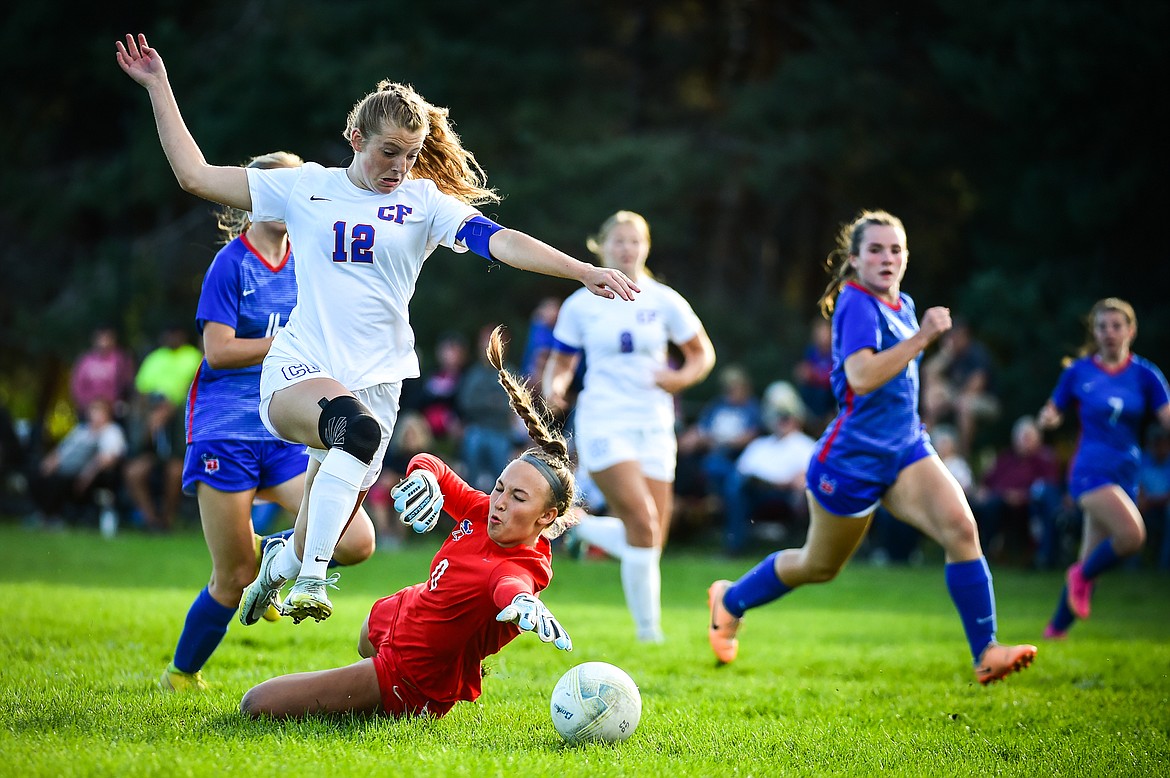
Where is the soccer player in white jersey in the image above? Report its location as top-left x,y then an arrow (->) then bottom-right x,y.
116,33 -> 639,625
543,211 -> 716,642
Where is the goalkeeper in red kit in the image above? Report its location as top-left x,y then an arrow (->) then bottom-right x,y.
241,326 -> 578,719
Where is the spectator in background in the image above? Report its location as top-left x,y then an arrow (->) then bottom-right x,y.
26,399 -> 127,529
1,404 -> 26,494
931,424 -> 974,495
124,323 -> 203,532
677,365 -> 763,501
419,332 -> 469,444
922,319 -> 1000,457
70,324 -> 136,422
520,296 -> 562,395
1138,426 -> 1170,571
365,410 -> 434,551
972,415 -> 1062,569
720,381 -> 814,556
794,317 -> 835,433
457,324 -> 523,492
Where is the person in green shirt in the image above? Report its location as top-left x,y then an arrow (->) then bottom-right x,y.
125,324 -> 203,532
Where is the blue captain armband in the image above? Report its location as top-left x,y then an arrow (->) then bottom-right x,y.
455,215 -> 505,262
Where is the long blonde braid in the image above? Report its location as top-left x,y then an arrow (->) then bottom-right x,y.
485,325 -> 578,537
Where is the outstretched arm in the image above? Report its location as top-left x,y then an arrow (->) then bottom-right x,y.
115,33 -> 250,210
488,229 -> 639,301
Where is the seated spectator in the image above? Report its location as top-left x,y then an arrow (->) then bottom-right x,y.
677,365 -> 763,500
457,324 -> 524,492
364,411 -> 434,551
123,324 -> 202,532
793,317 -> 835,432
971,415 -> 1063,569
720,381 -> 815,556
0,403 -> 29,514
931,424 -> 974,494
26,399 -> 127,529
922,319 -> 1000,456
418,332 -> 468,444
69,324 -> 136,423
1138,426 -> 1170,571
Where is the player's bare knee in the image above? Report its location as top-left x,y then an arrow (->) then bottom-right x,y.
317,396 -> 383,464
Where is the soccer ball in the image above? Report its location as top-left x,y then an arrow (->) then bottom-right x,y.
549,661 -> 642,744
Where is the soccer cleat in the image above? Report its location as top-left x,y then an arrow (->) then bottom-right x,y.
282,573 -> 341,624
1065,562 -> 1094,620
240,537 -> 287,626
160,664 -> 208,693
252,534 -> 283,622
1043,624 -> 1068,641
974,642 -> 1037,685
707,579 -> 741,664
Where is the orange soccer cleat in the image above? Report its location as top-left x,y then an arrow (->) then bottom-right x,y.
975,642 -> 1037,685
707,580 -> 741,664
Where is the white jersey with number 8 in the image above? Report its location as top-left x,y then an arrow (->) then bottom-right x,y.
553,277 -> 701,429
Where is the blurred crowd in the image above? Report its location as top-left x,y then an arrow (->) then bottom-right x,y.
3,308 -> 1170,573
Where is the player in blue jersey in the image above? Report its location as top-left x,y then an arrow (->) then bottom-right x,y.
116,33 -> 638,627
1039,298 -> 1170,639
160,152 -> 377,693
706,210 -> 1037,684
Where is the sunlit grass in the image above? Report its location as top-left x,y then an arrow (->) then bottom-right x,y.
2,524 -> 1168,776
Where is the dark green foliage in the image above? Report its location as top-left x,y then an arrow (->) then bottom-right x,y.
1,1 -> 1166,436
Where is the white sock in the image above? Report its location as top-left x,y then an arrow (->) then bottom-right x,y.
271,544 -> 302,584
621,545 -> 663,642
575,514 -> 630,559
300,448 -> 369,580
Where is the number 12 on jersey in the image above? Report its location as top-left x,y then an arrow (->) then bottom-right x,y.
332,221 -> 374,264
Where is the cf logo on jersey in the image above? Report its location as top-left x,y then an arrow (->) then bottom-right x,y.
377,204 -> 413,224
451,518 -> 473,541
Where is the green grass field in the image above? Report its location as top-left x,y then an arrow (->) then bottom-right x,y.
2,523 -> 1168,777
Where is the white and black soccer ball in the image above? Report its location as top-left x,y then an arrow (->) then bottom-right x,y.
550,661 -> 642,744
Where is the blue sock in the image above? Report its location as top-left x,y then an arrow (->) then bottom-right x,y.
945,557 -> 997,662
1081,539 -> 1121,580
262,528 -> 345,568
723,552 -> 792,618
172,587 -> 236,674
1049,584 -> 1076,632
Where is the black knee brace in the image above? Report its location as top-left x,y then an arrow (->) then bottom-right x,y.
316,396 -> 382,463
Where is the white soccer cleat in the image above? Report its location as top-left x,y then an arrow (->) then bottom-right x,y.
239,537 -> 287,626
282,573 -> 341,624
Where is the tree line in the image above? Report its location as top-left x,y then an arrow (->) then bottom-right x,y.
1,0 -> 1166,449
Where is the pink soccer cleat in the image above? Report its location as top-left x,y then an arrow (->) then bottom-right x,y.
1066,562 -> 1095,620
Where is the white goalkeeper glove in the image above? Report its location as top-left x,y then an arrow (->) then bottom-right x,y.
496,593 -> 572,651
391,469 -> 444,534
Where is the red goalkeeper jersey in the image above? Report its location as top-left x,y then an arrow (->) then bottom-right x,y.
366,453 -> 553,705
